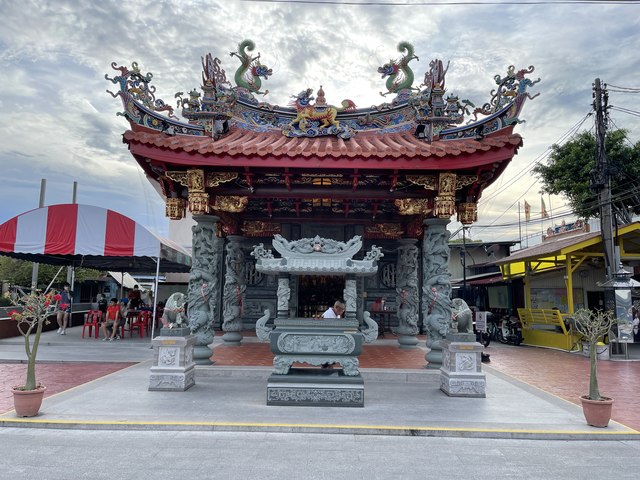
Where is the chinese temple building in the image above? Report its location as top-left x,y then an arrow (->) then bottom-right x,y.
107,40 -> 539,366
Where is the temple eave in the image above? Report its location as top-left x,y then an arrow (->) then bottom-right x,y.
126,132 -> 522,171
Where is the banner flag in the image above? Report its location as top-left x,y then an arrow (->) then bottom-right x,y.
541,198 -> 549,219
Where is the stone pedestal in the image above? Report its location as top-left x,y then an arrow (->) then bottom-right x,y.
398,334 -> 419,349
439,333 -> 486,397
222,331 -> 242,346
149,328 -> 196,391
267,368 -> 364,407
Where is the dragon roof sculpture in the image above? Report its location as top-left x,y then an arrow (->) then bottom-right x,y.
106,39 -> 539,141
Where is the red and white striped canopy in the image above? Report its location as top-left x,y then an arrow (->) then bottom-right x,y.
0,204 -> 191,272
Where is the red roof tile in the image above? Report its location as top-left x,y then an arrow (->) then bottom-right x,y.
124,127 -> 523,161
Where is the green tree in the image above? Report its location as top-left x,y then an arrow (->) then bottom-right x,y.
533,130 -> 640,223
0,257 -> 102,289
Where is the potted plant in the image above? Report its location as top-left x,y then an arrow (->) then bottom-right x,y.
572,308 -> 617,427
8,290 -> 61,417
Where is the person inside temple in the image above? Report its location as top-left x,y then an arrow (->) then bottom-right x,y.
322,300 -> 345,319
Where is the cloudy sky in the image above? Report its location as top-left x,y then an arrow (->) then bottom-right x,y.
1,0 -> 639,246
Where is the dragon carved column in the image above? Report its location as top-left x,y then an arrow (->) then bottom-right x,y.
396,238 -> 420,349
222,235 -> 246,346
421,218 -> 452,369
187,215 -> 223,365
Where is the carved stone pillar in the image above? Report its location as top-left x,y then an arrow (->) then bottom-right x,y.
222,235 -> 246,346
277,275 -> 291,320
396,238 -> 419,349
421,218 -> 452,369
187,215 -> 223,365
343,275 -> 357,321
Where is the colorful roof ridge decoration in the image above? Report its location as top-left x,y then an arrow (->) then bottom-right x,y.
107,39 -> 539,142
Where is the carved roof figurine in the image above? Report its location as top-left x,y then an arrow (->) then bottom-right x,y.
378,41 -> 419,102
283,86 -> 357,139
315,85 -> 327,107
272,234 -> 362,258
230,39 -> 272,100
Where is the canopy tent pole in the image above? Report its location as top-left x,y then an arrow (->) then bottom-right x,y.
44,266 -> 66,294
150,252 -> 161,341
120,272 -> 124,300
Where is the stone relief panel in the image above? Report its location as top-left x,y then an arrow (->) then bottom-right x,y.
159,347 -> 178,367
277,334 -> 356,354
455,353 -> 476,372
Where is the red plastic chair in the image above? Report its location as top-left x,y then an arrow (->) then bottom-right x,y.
82,310 -> 102,339
129,311 -> 147,338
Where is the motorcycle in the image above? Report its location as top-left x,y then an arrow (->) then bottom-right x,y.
474,311 -> 493,347
498,315 -> 523,345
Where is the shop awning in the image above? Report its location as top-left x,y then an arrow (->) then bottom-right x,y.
0,204 -> 191,272
497,222 -> 640,279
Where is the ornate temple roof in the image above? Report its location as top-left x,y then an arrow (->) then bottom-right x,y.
107,40 -> 539,234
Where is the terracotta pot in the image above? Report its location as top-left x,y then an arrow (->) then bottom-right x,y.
12,386 -> 46,417
580,395 -> 613,428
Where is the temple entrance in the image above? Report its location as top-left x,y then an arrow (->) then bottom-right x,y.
297,275 -> 345,318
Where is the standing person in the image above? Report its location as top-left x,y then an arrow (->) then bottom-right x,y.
322,301 -> 345,319
102,298 -> 122,341
142,289 -> 153,309
128,285 -> 142,310
56,282 -> 72,335
97,293 -> 108,315
633,310 -> 640,343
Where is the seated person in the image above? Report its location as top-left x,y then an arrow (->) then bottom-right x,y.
119,298 -> 130,318
322,301 -> 345,319
101,298 -> 124,341
321,300 -> 345,369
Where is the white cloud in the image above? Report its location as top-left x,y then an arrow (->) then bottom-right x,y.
0,0 -> 638,244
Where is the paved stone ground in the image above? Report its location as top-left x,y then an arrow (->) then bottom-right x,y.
0,363 -> 134,414
1,327 -> 639,431
485,343 -> 640,431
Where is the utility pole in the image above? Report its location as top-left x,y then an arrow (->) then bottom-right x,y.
461,226 -> 467,303
593,78 -> 616,281
30,179 -> 46,292
66,181 -> 78,287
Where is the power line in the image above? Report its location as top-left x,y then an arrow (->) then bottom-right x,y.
481,112 -> 592,203
474,113 -> 593,234
610,106 -> 640,118
607,84 -> 640,92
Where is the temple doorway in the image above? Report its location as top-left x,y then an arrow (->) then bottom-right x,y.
297,275 -> 345,318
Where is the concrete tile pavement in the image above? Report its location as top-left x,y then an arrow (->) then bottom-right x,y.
1,326 -> 639,439
485,342 -> 640,431
0,363 -> 135,414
